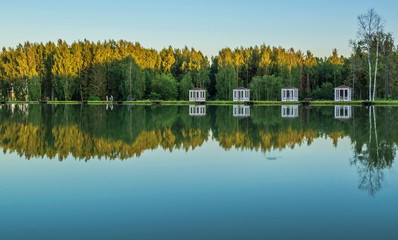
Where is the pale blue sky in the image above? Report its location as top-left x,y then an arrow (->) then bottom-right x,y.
0,0 -> 396,58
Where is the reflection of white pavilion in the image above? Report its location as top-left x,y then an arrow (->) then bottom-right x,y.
189,105 -> 206,116
334,106 -> 352,119
106,104 -> 113,110
233,87 -> 250,101
9,104 -> 15,113
17,104 -> 28,115
281,105 -> 299,118
233,105 -> 250,117
334,85 -> 352,101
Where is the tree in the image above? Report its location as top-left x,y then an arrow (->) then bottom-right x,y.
150,74 -> 178,100
160,46 -> 175,73
249,75 -> 285,100
89,64 -> 107,100
215,64 -> 238,100
312,82 -> 334,100
356,8 -> 384,101
179,72 -> 194,100
327,49 -> 345,87
28,76 -> 41,100
119,56 -> 145,100
303,50 -> 317,92
52,40 -> 77,100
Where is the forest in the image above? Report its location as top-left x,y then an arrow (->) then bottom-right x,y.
0,10 -> 396,101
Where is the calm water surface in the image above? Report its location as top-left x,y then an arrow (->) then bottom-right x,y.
1,104 -> 398,240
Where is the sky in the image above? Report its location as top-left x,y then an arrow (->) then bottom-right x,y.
0,0 -> 397,58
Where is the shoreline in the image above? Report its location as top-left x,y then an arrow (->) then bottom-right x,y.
1,100 -> 398,106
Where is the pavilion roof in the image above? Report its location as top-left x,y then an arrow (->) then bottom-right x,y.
282,86 -> 298,89
233,87 -> 249,90
190,88 -> 206,91
334,85 -> 351,89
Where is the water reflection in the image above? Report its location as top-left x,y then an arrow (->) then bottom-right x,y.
233,105 -> 250,117
334,105 -> 352,119
281,105 -> 299,118
189,105 -> 206,116
349,106 -> 395,195
106,104 -> 113,111
0,104 -> 397,195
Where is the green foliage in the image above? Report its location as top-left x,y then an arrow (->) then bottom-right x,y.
0,82 -> 9,100
312,82 -> 334,100
54,76 -> 74,100
28,76 -> 41,101
0,38 -> 397,101
88,95 -> 100,101
150,74 -> 178,100
89,64 -> 107,100
216,65 -> 238,100
249,75 -> 286,100
179,72 -> 194,100
119,56 -> 145,100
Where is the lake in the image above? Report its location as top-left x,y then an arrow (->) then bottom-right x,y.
1,104 -> 397,240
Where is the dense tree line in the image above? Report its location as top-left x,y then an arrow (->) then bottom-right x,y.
0,11 -> 396,101
0,39 -> 396,101
0,40 -> 209,101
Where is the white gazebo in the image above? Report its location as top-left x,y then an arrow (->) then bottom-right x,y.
189,105 -> 206,116
334,85 -> 352,101
334,106 -> 352,119
233,87 -> 250,101
281,105 -> 299,118
233,105 -> 250,117
189,88 -> 206,102
281,86 -> 299,101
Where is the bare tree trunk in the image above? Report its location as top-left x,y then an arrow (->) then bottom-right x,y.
352,55 -> 355,99
25,79 -> 29,101
80,83 -> 83,101
368,54 -> 372,101
372,39 -> 379,101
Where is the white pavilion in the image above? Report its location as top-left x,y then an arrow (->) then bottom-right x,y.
189,105 -> 206,116
281,105 -> 299,118
281,87 -> 299,101
334,106 -> 352,119
334,85 -> 352,101
233,105 -> 250,117
189,88 -> 206,102
233,87 -> 250,101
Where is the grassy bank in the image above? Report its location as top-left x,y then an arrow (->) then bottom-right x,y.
2,100 -> 398,106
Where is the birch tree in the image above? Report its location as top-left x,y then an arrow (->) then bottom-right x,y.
356,8 -> 384,101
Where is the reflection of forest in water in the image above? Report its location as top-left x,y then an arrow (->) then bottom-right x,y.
0,104 -> 396,194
